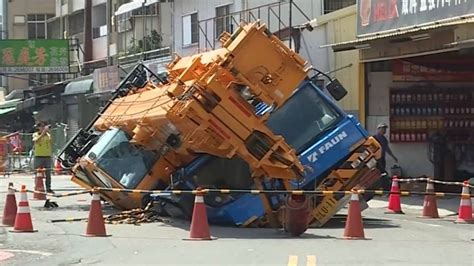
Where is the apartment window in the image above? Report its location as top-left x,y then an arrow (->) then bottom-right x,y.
69,10 -> 84,36
47,18 -> 61,39
93,4 -> 107,38
215,4 -> 231,38
116,4 -> 159,33
27,14 -> 53,39
116,12 -> 133,33
182,12 -> 198,46
323,0 -> 356,14
61,0 -> 68,5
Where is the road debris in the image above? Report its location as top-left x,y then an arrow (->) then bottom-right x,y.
104,202 -> 167,225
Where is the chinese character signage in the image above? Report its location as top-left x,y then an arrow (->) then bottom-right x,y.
0,39 -> 70,73
392,60 -> 474,81
357,0 -> 474,36
93,66 -> 119,92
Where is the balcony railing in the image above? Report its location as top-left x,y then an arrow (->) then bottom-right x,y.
197,1 -> 310,51
118,46 -> 172,66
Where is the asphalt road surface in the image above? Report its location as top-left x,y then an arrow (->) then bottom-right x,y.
0,175 -> 473,266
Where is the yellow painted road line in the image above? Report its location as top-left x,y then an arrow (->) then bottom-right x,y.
306,255 -> 316,266
288,255 -> 298,266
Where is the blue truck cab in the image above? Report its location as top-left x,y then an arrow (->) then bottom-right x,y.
155,78 -> 381,226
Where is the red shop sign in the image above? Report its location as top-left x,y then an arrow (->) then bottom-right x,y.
392,60 -> 474,82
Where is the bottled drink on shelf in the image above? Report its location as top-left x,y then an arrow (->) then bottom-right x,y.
437,119 -> 443,129
417,94 -> 422,102
422,120 -> 427,129
401,93 -> 406,102
422,133 -> 427,141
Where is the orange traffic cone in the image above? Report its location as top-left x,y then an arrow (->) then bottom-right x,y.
185,189 -> 214,240
343,190 -> 368,240
455,181 -> 474,224
33,168 -> 47,200
386,176 -> 404,214
83,193 -> 110,237
54,160 -> 62,175
2,183 -> 17,226
11,185 -> 37,233
419,180 -> 439,219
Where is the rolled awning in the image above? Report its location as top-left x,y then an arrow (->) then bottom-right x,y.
0,107 -> 16,116
62,79 -> 93,96
115,0 -> 158,16
322,16 -> 474,52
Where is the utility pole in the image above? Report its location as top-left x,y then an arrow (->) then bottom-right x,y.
83,0 -> 93,75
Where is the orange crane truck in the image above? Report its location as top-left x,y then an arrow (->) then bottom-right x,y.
59,22 -> 382,236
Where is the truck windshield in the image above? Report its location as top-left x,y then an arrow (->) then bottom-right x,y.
266,83 -> 342,153
86,128 -> 156,189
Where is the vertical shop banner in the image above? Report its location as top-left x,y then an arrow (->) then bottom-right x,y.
0,39 -> 70,73
357,0 -> 474,36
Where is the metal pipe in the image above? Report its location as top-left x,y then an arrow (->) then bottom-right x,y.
142,1 -> 146,60
289,0 -> 293,49
106,0 -> 111,66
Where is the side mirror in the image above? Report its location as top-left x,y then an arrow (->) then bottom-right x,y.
326,79 -> 347,101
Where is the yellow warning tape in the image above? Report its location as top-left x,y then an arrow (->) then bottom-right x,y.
20,189 -> 92,198
90,187 -> 473,198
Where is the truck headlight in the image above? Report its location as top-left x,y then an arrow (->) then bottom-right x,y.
366,158 -> 377,169
351,159 -> 362,169
359,150 -> 370,161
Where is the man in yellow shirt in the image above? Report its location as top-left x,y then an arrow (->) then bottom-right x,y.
32,121 -> 53,193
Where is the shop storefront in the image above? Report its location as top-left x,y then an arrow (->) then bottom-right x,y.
62,77 -> 94,137
326,1 -> 474,182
